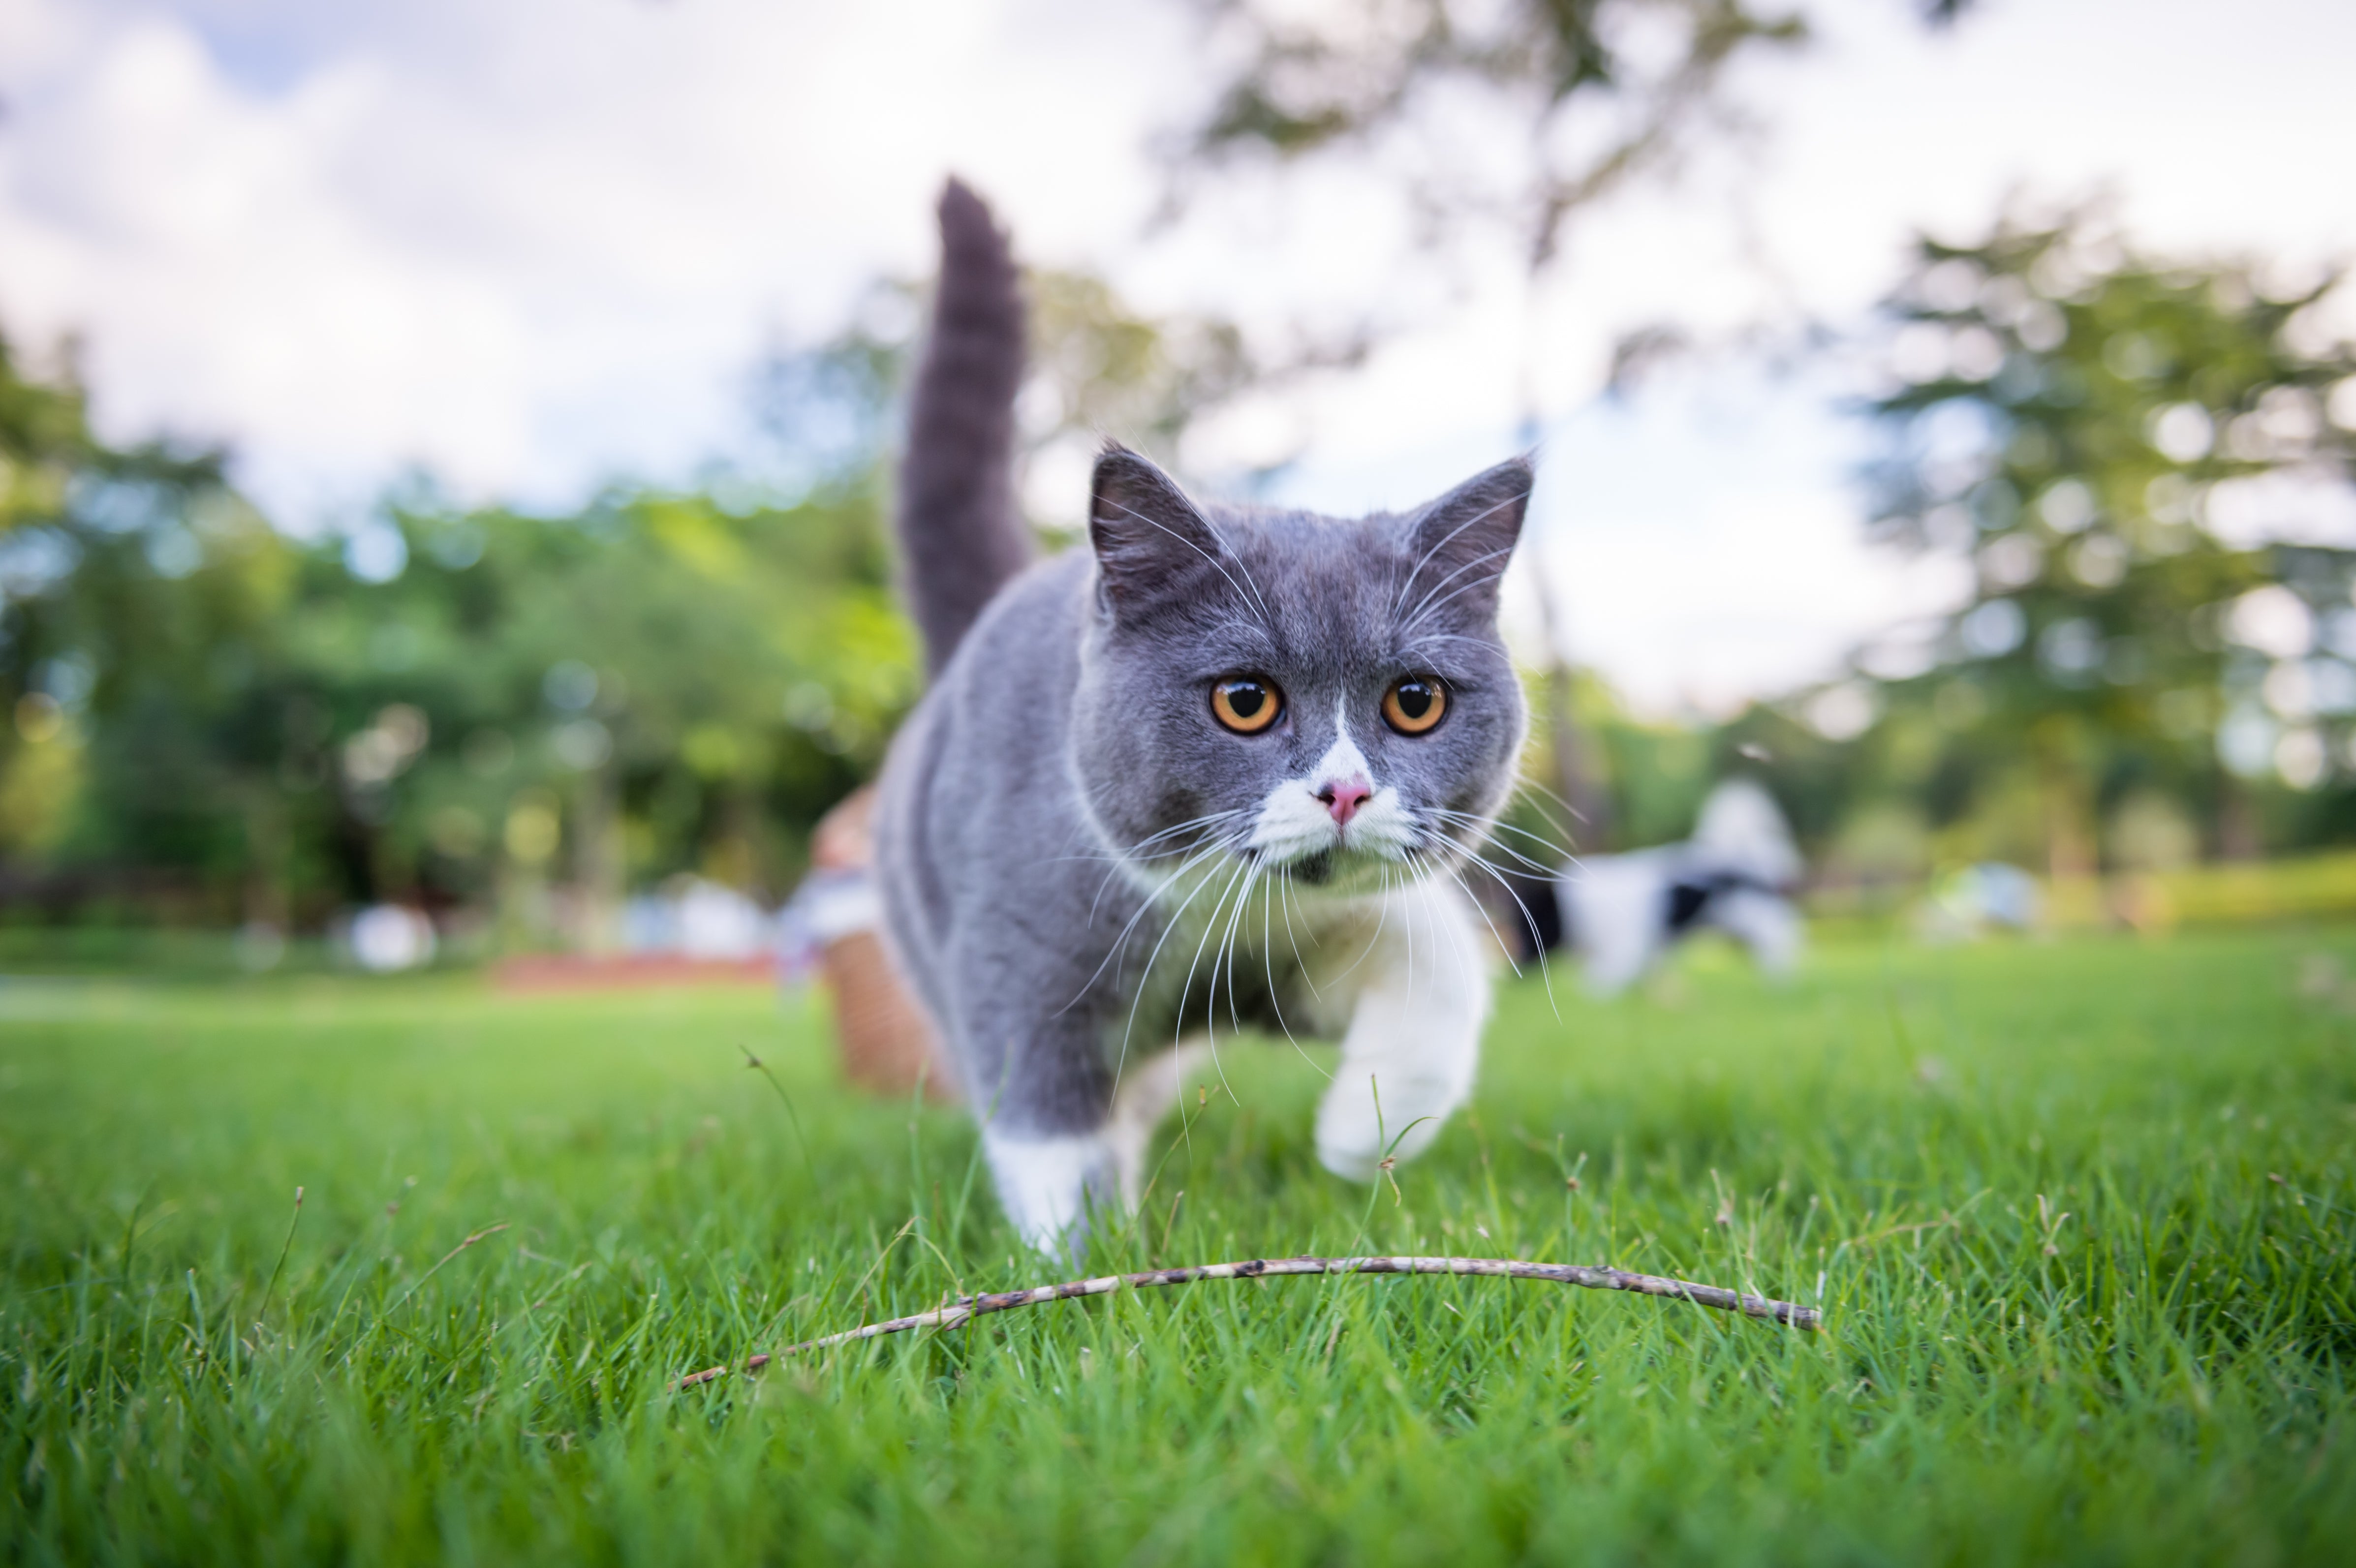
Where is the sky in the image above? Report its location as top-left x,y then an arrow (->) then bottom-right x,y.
2,0 -> 2353,713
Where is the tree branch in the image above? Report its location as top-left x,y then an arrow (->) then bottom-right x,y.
676,1253 -> 1819,1385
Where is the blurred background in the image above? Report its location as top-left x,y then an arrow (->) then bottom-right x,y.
3,0 -> 2354,975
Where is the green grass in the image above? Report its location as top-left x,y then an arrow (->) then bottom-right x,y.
3,930 -> 2353,1565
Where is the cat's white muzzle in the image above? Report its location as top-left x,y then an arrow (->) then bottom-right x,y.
1243,724 -> 1421,888
1244,782 -> 1418,869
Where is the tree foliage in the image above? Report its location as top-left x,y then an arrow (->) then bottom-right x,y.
757,263 -> 1365,520
1836,208 -> 2356,871
1175,0 -> 1964,269
0,334 -> 913,935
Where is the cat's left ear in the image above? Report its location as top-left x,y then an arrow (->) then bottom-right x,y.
1400,457 -> 1533,623
1088,445 -> 1228,615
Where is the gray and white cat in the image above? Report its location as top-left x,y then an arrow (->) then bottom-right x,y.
875,180 -> 1532,1256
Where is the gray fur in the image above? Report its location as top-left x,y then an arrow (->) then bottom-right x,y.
897,179 -> 1030,677
876,183 -> 1532,1255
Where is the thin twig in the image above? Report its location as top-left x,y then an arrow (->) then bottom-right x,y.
676,1254 -> 1821,1386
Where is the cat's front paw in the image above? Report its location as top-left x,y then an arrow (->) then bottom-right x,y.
984,1129 -> 1119,1261
1315,1131 -> 1385,1185
1313,1076 -> 1452,1184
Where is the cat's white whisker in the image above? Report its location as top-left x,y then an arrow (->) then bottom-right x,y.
1401,871 -> 1418,999
1172,856 -> 1254,1104
1496,774 -> 1590,841
1062,836 -> 1239,1022
1107,841 -> 1249,1086
1080,815 -> 1237,925
1205,866 -> 1247,1039
1154,848 -> 1252,1043
1423,809 -> 1566,874
1426,802 -> 1565,847
1431,879 -> 1463,991
1442,862 -> 1525,981
1215,863 -> 1261,1047
1256,874 -> 1326,1077
1275,871 -> 1322,1003
1322,871 -> 1393,988
1448,854 -> 1563,1018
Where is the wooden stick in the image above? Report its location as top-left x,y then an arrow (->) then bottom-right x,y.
676,1254 -> 1819,1386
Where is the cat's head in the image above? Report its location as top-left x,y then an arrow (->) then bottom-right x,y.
1071,446 -> 1531,897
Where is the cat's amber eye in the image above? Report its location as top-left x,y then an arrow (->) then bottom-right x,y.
1382,677 -> 1447,735
1210,677 -> 1282,735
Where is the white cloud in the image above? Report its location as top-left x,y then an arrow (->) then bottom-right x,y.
0,0 -> 1193,515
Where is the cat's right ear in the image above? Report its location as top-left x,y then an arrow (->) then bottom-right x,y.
1399,457 -> 1533,624
1087,446 -> 1225,613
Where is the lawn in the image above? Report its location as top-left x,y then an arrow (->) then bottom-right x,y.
3,929 -> 2352,1565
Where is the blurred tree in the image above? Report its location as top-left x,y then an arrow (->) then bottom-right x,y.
345,480 -> 918,947
1025,270 -> 1260,454
0,333 -> 301,923
0,325 -> 927,940
1174,0 -> 1967,271
1852,206 -> 2356,872
756,264 -> 1365,523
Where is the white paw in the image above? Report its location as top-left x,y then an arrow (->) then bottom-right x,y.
1314,1074 -> 1453,1183
984,1130 -> 1117,1258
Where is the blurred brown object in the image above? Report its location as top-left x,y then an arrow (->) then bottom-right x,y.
2107,872 -> 2178,937
810,787 -> 951,1101
810,782 -> 878,871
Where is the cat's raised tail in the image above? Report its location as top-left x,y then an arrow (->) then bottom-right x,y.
898,178 -> 1032,678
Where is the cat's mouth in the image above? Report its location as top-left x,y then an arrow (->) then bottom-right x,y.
1275,848 -> 1336,885
1249,838 -> 1423,891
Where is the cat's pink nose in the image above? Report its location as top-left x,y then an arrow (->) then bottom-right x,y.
1317,775 -> 1372,828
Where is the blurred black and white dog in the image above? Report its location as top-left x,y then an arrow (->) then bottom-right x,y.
1500,779 -> 1805,995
